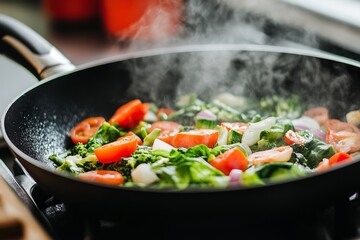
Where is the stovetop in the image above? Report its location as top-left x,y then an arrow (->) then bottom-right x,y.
1,152 -> 360,240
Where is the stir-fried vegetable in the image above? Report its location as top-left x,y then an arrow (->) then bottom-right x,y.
48,94 -> 360,190
70,117 -> 105,144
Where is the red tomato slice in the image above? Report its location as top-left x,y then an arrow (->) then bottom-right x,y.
70,117 -> 105,144
248,146 -> 293,165
125,131 -> 143,145
94,135 -> 138,164
220,122 -> 249,134
109,99 -> 146,129
171,129 -> 218,148
210,148 -> 248,175
78,170 -> 124,185
142,103 -> 151,113
149,121 -> 181,144
326,129 -> 360,153
317,152 -> 352,172
323,119 -> 360,133
284,130 -> 308,145
328,152 -> 352,165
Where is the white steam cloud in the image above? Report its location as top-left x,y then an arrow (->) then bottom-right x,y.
119,0 -> 355,118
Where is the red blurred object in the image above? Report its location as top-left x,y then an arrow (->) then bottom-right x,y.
101,0 -> 183,41
43,0 -> 99,22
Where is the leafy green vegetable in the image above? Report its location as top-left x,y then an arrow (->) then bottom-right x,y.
227,129 -> 243,144
289,152 -> 308,167
155,156 -> 227,189
255,119 -> 294,151
195,119 -> 217,129
242,162 -> 312,185
179,144 -> 212,160
211,143 -> 249,157
86,122 -> 121,152
291,139 -> 336,168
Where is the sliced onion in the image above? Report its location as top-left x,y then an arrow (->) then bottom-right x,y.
152,139 -> 175,152
312,128 -> 326,141
294,124 -> 308,132
217,126 -> 229,146
248,146 -> 293,165
240,143 -> 252,156
293,124 -> 326,141
242,117 -> 276,146
144,111 -> 157,122
195,110 -> 217,120
229,169 -> 243,186
292,116 -> 320,131
131,163 -> 159,184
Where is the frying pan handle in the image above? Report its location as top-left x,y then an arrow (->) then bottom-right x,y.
0,14 -> 75,80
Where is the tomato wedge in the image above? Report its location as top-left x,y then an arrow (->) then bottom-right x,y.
248,146 -> 293,165
171,129 -> 218,148
109,99 -> 146,129
326,129 -> 360,153
142,102 -> 151,113
328,152 -> 352,165
149,121 -> 181,144
210,148 -> 249,175
317,152 -> 352,171
220,122 -> 249,134
125,131 -> 143,145
78,170 -> 124,185
70,117 -> 105,144
94,135 -> 138,164
284,130 -> 310,145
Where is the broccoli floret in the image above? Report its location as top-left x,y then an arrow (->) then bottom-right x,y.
57,158 -> 84,174
76,154 -> 103,172
71,143 -> 88,157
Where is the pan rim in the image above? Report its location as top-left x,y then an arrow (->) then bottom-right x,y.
2,43 -> 360,194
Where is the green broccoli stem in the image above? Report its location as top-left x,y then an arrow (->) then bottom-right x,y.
143,128 -> 161,146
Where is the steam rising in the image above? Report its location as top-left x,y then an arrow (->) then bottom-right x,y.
121,0 -> 355,117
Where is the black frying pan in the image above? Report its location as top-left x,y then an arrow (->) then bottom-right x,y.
2,14 -> 360,221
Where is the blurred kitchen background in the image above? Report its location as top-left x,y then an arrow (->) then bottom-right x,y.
2,0 -> 360,128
